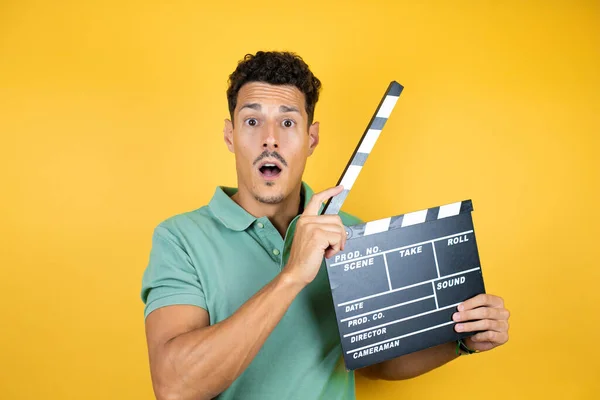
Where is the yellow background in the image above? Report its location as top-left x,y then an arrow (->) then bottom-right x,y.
1,0 -> 598,399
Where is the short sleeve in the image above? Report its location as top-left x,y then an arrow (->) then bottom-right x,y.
141,223 -> 207,319
339,210 -> 364,226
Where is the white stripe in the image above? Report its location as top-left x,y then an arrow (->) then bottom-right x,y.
336,265 -> 479,306
347,320 -> 456,354
341,295 -> 434,324
344,301 -> 460,338
376,95 -> 399,118
432,243 -> 440,278
383,253 -> 392,291
331,230 -> 474,267
438,201 -> 462,219
339,165 -> 362,190
401,209 -> 428,227
364,217 -> 391,235
357,129 -> 381,154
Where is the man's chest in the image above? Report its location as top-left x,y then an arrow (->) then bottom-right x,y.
188,232 -> 335,327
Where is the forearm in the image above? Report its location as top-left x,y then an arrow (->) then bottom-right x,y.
153,271 -> 304,400
359,341 -> 459,381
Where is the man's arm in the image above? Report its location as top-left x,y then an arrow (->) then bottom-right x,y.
144,186 -> 348,400
145,272 -> 304,400
357,342 -> 458,380
357,293 -> 510,380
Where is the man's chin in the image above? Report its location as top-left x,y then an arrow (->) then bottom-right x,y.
252,182 -> 285,204
253,193 -> 285,205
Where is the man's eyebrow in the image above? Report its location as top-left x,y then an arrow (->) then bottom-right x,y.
238,103 -> 261,113
279,105 -> 301,114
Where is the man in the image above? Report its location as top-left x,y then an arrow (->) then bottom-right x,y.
141,51 -> 510,400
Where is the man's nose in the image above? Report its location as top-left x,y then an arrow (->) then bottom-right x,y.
262,122 -> 279,149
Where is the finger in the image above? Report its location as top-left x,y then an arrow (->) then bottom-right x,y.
463,338 -> 496,352
318,230 -> 344,258
324,242 -> 342,259
301,217 -> 346,251
470,330 -> 508,344
300,215 -> 346,225
454,319 -> 508,334
304,185 -> 344,215
306,223 -> 347,236
453,307 -> 510,322
321,215 -> 346,250
313,224 -> 347,251
324,247 -> 339,259
458,294 -> 505,311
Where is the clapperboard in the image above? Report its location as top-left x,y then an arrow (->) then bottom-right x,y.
322,81 -> 486,370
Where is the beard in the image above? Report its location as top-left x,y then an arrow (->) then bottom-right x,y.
253,182 -> 285,204
253,193 -> 284,204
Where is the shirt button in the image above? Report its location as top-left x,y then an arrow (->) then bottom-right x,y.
257,222 -> 264,228
272,249 -> 280,256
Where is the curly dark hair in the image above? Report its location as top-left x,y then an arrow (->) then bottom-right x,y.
226,51 -> 322,127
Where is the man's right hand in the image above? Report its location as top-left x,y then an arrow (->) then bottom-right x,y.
284,185 -> 347,286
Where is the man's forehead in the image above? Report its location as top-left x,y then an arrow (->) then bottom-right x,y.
236,82 -> 305,110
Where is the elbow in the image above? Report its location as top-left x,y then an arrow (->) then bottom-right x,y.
149,345 -> 231,400
376,366 -> 421,381
154,384 -> 202,400
356,365 -> 381,381
153,380 -> 182,400
152,373 -> 223,400
357,362 -> 418,381
151,370 -> 191,400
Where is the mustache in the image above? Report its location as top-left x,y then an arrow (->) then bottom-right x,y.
253,151 -> 288,167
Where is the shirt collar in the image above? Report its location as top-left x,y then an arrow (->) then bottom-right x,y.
208,181 -> 315,232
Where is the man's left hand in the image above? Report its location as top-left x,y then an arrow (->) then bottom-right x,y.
452,293 -> 510,352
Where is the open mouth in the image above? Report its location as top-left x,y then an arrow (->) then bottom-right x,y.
258,162 -> 282,179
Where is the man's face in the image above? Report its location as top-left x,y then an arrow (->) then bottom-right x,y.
224,82 -> 319,205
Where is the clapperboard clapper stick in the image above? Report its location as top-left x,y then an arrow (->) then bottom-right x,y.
322,81 -> 487,370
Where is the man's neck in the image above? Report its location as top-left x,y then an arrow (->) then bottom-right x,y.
231,183 -> 304,237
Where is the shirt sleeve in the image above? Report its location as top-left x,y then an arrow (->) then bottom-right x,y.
339,210 -> 364,226
141,222 -> 207,319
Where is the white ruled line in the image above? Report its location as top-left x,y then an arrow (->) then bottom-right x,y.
343,301 -> 460,338
337,267 -> 480,307
432,282 -> 439,309
432,242 -> 441,278
383,253 -> 392,291
340,295 -> 434,323
347,320 -> 457,354
330,230 -> 474,267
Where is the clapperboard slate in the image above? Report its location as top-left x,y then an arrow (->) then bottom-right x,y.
322,81 -> 486,370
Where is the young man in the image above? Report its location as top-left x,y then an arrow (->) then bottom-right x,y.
141,51 -> 510,400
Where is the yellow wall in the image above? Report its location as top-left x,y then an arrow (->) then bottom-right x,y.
1,1 -> 598,399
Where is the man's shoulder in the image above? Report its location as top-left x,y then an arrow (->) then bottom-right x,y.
338,210 -> 363,227
152,204 -> 218,239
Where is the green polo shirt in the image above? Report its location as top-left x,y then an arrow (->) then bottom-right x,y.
141,182 -> 362,400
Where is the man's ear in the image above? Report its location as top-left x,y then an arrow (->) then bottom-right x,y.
223,119 -> 234,153
308,121 -> 320,156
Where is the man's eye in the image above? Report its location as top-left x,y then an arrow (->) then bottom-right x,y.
282,119 -> 295,128
246,118 -> 258,127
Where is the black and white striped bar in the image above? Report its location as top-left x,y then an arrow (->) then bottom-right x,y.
322,81 -> 403,216
347,200 -> 474,239
324,200 -> 486,370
